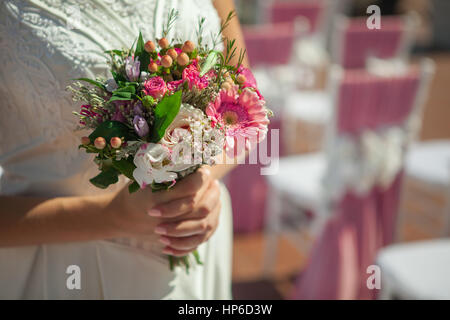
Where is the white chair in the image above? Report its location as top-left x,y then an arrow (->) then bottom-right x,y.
377,239 -> 450,299
263,60 -> 435,278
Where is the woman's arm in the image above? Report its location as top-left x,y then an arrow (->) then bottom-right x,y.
210,0 -> 249,180
0,167 -> 220,250
0,193 -> 118,246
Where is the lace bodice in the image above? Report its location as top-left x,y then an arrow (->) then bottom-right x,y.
0,0 -> 222,196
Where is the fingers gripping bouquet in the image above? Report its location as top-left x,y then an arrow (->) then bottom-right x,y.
69,11 -> 271,272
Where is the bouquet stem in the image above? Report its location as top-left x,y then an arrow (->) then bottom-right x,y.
168,249 -> 203,274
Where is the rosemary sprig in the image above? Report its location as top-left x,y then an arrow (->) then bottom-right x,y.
211,10 -> 236,49
161,9 -> 179,39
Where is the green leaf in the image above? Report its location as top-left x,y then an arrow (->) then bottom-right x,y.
111,71 -> 126,83
200,51 -> 220,77
135,31 -> 151,73
108,95 -> 134,102
150,90 -> 182,143
73,78 -> 106,91
112,158 -> 136,180
89,167 -> 119,189
89,120 -> 137,142
128,181 -> 140,193
108,85 -> 136,102
104,49 -> 124,56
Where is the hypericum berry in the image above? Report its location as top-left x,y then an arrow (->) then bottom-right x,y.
182,40 -> 195,53
161,55 -> 173,68
94,137 -> 106,150
158,38 -> 169,49
177,52 -> 189,66
148,62 -> 158,73
236,74 -> 246,84
167,48 -> 178,60
110,137 -> 122,149
81,136 -> 90,146
221,81 -> 232,90
144,40 -> 156,53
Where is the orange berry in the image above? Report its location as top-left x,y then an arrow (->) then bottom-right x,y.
161,55 -> 173,68
182,40 -> 195,53
221,81 -> 232,90
81,136 -> 90,146
148,62 -> 158,73
236,74 -> 246,84
167,48 -> 178,60
110,137 -> 122,149
144,40 -> 156,53
94,137 -> 106,150
158,38 -> 169,49
177,52 -> 189,66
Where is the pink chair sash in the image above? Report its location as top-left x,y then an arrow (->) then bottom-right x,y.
336,68 -> 420,134
340,17 -> 407,69
243,22 -> 296,66
269,0 -> 324,34
292,172 -> 404,299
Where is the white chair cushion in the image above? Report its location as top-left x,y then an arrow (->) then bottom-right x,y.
406,140 -> 450,187
377,239 -> 450,299
266,153 -> 326,210
284,91 -> 332,124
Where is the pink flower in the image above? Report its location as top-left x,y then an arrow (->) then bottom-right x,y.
167,80 -> 184,92
143,76 -> 167,99
206,85 -> 269,157
182,63 -> 209,90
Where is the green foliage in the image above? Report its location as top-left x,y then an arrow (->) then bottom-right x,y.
88,120 -> 137,142
108,85 -> 136,102
135,32 -> 151,73
200,50 -> 220,77
150,90 -> 182,143
89,167 -> 119,189
111,158 -> 135,180
128,181 -> 140,193
73,78 -> 106,91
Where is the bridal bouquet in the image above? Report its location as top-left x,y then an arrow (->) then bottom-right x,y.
69,11 -> 271,271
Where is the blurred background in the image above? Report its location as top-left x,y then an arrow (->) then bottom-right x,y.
226,0 -> 450,299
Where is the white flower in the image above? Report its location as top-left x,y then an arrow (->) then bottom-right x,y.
132,143 -> 177,186
161,104 -> 206,147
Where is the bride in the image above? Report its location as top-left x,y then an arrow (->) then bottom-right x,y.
0,0 -> 248,299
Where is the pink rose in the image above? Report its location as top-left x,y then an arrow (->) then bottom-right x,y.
143,76 -> 167,99
182,63 -> 209,90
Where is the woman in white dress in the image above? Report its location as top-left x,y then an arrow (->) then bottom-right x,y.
0,0 -> 248,299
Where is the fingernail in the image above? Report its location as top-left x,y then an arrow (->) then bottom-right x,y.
154,226 -> 167,235
159,236 -> 171,245
147,209 -> 161,217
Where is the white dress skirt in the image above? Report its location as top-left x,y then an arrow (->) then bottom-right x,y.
0,0 -> 233,299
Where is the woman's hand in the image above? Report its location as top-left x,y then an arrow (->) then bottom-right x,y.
152,168 -> 221,257
105,167 -> 221,256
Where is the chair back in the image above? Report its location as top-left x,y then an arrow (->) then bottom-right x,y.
268,0 -> 326,34
243,21 -> 300,67
332,15 -> 416,69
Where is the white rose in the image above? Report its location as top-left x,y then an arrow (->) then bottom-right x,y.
161,104 -> 205,147
132,143 -> 177,186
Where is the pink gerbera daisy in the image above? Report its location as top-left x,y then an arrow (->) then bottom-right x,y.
206,85 -> 269,157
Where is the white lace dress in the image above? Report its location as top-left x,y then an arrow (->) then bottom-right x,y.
0,0 -> 233,299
